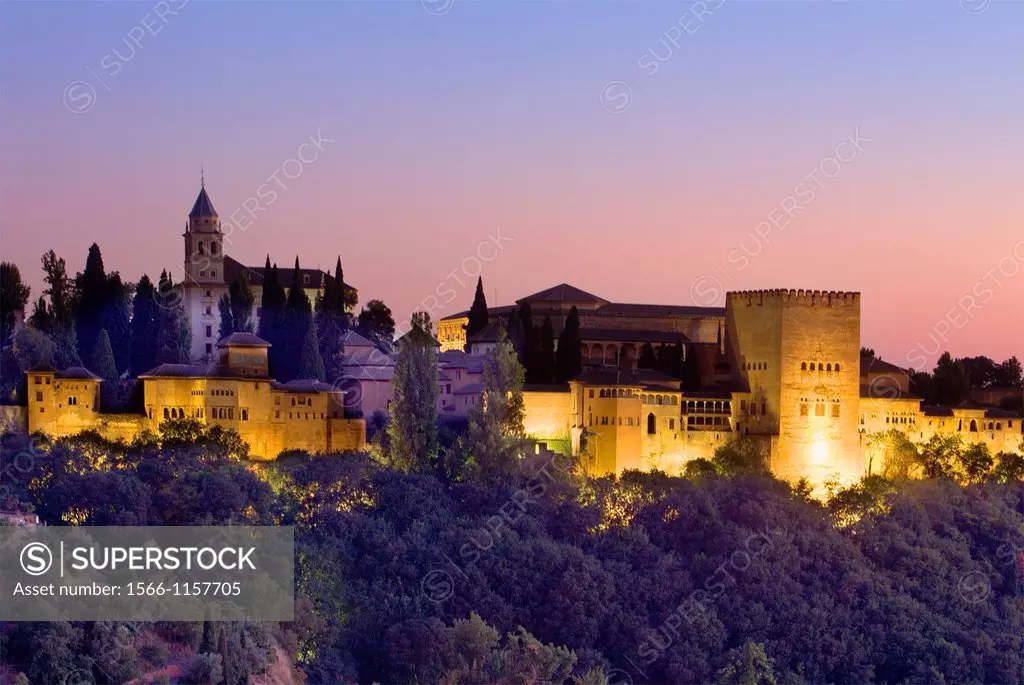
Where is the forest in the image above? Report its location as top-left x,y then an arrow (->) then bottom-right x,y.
1,421 -> 1023,685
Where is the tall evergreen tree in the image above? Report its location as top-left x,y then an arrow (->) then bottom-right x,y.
316,256 -> 349,382
130,274 -> 159,375
298,317 -> 326,381
0,262 -> 30,344
538,316 -> 556,383
102,273 -> 132,374
554,306 -> 582,382
465,277 -> 489,351
258,257 -> 287,375
279,257 -> 314,382
218,294 -> 235,340
75,243 -> 108,362
463,326 -> 526,478
388,312 -> 439,471
638,342 -> 657,370
228,275 -> 255,332
681,343 -> 702,391
90,329 -> 118,381
504,309 -> 523,361
155,271 -> 191,364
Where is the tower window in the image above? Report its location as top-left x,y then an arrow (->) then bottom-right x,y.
815,403 -> 825,417
801,362 -> 807,371
211,242 -> 218,255
800,402 -> 808,417
835,363 -> 841,372
197,241 -> 205,255
831,404 -> 840,418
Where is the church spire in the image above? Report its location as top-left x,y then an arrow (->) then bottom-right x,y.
189,181 -> 217,218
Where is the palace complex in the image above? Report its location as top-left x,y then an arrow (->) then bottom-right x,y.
17,186 -> 1022,485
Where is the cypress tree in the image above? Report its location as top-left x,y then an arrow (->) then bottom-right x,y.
103,272 -> 132,374
555,306 -> 582,382
538,316 -> 556,383
281,257 -> 313,382
388,315 -> 439,471
298,317 -> 326,381
155,271 -> 191,364
638,343 -> 657,370
465,276 -> 489,352
259,258 -> 287,376
681,343 -> 702,390
130,274 -> 159,375
228,275 -> 254,332
0,262 -> 30,345
504,309 -> 523,361
90,329 -> 118,380
218,294 -> 234,340
75,243 -> 107,361
517,303 -> 542,381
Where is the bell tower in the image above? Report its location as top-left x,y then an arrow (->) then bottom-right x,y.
183,174 -> 225,285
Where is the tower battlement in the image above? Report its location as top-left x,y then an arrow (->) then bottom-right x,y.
726,289 -> 860,308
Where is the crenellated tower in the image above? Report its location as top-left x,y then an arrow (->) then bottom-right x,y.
725,289 -> 863,486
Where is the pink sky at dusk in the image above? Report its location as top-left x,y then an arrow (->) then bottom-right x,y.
2,1 -> 1021,369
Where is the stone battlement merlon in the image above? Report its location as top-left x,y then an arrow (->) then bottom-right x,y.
726,289 -> 861,307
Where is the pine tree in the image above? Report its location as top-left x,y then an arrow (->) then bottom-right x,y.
218,294 -> 235,340
298,317 -> 326,381
638,343 -> 657,370
538,316 -> 556,383
90,329 -> 118,380
555,306 -> 582,382
229,275 -> 255,332
388,315 -> 439,471
356,300 -> 395,350
465,276 -> 489,351
130,274 -> 159,375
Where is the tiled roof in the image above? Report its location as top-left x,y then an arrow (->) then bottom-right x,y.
342,348 -> 395,367
468,320 -> 505,344
516,283 -> 609,306
921,405 -> 954,417
860,356 -> 910,377
274,379 -> 339,393
578,327 -> 688,344
57,367 -> 103,381
454,382 -> 485,395
217,332 -> 270,348
523,382 -> 570,393
189,186 -> 217,217
598,303 -> 726,318
396,326 -> 441,348
985,408 -> 1020,419
438,350 -> 471,367
341,329 -> 376,349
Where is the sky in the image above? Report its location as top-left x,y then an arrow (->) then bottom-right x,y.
1,0 -> 1022,370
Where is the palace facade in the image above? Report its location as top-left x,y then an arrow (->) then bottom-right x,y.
26,333 -> 365,459
513,288 -> 1022,487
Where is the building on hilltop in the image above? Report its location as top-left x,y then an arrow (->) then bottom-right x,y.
180,182 -> 356,361
514,288 -> 1023,488
438,282 -> 725,366
27,333 -> 365,459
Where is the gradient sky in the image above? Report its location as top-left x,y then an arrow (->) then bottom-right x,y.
2,0 -> 1022,369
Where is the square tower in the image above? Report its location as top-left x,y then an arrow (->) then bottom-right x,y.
725,290 -> 862,486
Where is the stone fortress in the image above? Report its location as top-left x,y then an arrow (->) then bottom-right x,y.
20,185 -> 1023,486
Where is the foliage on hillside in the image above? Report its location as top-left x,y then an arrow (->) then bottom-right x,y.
1,428 -> 1024,683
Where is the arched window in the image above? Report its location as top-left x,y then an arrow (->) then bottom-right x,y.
801,362 -> 807,371
826,364 -> 832,372
211,242 -> 218,255
197,241 -> 205,255
647,413 -> 656,434
599,389 -> 606,398
835,363 -> 841,372
163,407 -> 169,419
241,408 -> 248,421
969,419 -> 978,432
